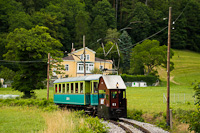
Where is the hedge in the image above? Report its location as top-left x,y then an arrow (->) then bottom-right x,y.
120,74 -> 158,86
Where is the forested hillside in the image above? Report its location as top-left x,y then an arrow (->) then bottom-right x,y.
0,0 -> 200,73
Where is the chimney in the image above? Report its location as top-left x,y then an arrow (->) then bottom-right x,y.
71,43 -> 75,52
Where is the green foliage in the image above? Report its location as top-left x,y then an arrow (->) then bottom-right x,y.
121,74 -> 158,85
188,111 -> 200,132
78,116 -> 108,133
188,81 -> 200,132
0,66 -> 15,81
119,30 -> 132,73
90,67 -> 102,74
130,40 -> 174,75
105,28 -> 120,43
92,0 -> 116,29
0,98 -> 59,111
90,15 -> 107,50
75,10 -> 91,47
96,41 -> 122,68
193,81 -> 200,107
4,26 -> 63,98
127,109 -> 144,122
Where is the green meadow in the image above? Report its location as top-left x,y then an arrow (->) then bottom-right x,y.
127,49 -> 200,113
0,49 -> 200,132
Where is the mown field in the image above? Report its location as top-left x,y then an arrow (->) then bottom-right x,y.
0,49 -> 200,132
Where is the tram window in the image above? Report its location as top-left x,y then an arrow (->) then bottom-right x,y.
106,94 -> 108,100
62,84 -> 65,93
59,84 -> 61,93
93,82 -> 98,93
55,84 -> 57,93
71,83 -> 74,93
123,90 -> 126,98
67,84 -> 69,93
111,91 -> 117,99
75,83 -> 78,93
80,82 -> 83,93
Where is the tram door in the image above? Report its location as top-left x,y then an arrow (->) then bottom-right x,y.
110,90 -> 119,108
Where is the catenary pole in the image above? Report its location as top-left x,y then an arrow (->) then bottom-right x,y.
83,35 -> 86,76
167,7 -> 172,126
47,53 -> 50,100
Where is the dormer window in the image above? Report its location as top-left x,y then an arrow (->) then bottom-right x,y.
80,54 -> 90,60
86,55 -> 90,60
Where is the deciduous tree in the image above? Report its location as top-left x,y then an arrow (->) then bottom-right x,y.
130,39 -> 174,75
4,26 -> 63,98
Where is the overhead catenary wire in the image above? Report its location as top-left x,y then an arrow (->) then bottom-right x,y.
0,60 -> 47,63
95,1 -> 190,55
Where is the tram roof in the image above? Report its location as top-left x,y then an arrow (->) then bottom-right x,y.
102,75 -> 127,89
53,74 -> 102,83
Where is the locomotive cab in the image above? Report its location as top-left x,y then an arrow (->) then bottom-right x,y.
97,75 -> 127,119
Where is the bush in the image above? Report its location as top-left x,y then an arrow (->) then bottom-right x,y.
0,98 -> 58,111
121,74 -> 158,86
127,109 -> 144,122
78,117 -> 108,133
188,111 -> 200,132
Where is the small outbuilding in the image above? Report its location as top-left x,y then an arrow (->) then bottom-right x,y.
132,81 -> 147,87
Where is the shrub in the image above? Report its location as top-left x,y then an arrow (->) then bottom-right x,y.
0,98 -> 58,111
127,109 -> 144,122
78,117 -> 108,133
121,74 -> 158,86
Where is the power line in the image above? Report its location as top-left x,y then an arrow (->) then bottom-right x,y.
0,60 -> 47,63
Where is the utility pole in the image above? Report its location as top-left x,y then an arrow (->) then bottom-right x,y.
167,7 -> 172,126
83,35 -> 86,76
47,53 -> 50,100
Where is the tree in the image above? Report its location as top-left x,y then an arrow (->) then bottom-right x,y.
188,81 -> 200,132
75,10 -> 91,48
130,39 -> 174,75
96,41 -> 122,69
92,0 -> 116,29
90,15 -> 107,50
119,30 -> 132,73
0,66 -> 15,81
4,25 -> 63,98
105,28 -> 120,43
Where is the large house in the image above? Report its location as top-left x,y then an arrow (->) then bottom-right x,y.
53,47 -> 113,78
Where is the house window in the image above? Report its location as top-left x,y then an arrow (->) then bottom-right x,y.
65,64 -> 69,71
78,64 -> 83,71
77,63 -> 94,73
86,64 -> 89,71
100,65 -> 104,70
89,64 -> 94,71
80,54 -> 89,60
86,55 -> 90,60
52,68 -> 57,76
80,54 -> 84,60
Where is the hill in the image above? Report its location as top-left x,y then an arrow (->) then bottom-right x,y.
157,49 -> 200,86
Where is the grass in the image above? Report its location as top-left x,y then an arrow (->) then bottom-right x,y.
157,49 -> 200,86
0,106 -> 45,133
126,86 -> 196,113
0,106 -> 107,133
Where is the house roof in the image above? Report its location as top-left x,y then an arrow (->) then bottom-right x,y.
102,75 -> 127,89
63,55 -> 74,60
54,74 -> 102,83
71,47 -> 96,54
95,57 -> 113,63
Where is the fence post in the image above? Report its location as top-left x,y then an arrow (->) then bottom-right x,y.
170,109 -> 173,129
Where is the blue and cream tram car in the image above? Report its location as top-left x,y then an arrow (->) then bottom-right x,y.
53,74 -> 127,119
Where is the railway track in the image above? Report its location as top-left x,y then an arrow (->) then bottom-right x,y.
108,118 -> 169,133
109,120 -> 133,133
